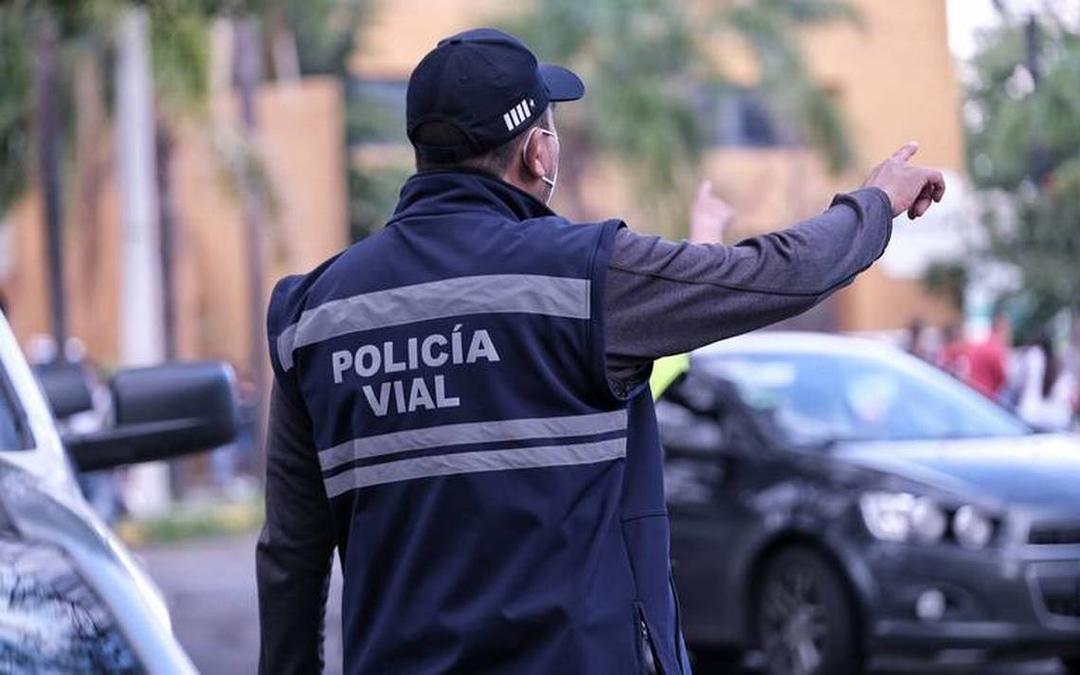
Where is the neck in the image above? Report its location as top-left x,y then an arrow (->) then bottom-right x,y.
392,169 -> 556,224
500,169 -> 549,205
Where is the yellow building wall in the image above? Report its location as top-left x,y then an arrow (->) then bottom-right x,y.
347,0 -> 966,333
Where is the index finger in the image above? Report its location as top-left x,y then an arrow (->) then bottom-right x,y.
891,141 -> 919,163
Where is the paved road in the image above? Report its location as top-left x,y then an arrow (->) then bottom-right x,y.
137,531 -> 344,675
137,532 -> 1064,675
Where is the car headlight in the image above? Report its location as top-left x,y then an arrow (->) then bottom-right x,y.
953,505 -> 993,550
859,492 -> 946,543
910,497 -> 948,542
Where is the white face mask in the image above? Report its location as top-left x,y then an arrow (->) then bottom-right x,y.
521,127 -> 559,203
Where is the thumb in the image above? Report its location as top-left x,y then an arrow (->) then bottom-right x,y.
891,141 -> 919,163
698,180 -> 713,199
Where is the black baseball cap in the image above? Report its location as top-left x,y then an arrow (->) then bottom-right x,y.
406,28 -> 585,163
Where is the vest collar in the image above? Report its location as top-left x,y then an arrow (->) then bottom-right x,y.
391,169 -> 556,224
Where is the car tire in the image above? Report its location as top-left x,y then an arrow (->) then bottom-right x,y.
1062,657 -> 1080,674
754,545 -> 863,675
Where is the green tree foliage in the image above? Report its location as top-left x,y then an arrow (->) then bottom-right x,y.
348,163 -> 411,240
279,0 -> 371,76
149,2 -> 212,120
718,0 -> 857,173
0,0 -> 216,219
500,0 -> 856,227
966,17 -> 1080,319
0,7 -> 32,216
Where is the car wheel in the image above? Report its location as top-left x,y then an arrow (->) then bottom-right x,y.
755,546 -> 863,675
1062,657 -> 1080,674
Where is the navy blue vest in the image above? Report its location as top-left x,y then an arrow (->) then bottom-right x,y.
267,170 -> 690,674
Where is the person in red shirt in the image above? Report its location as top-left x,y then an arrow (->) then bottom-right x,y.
963,313 -> 1012,399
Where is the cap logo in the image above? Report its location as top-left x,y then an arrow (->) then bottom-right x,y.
503,98 -> 537,131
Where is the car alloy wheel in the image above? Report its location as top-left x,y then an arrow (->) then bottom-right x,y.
756,546 -> 862,675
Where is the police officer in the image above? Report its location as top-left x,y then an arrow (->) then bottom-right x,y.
258,28 -> 945,675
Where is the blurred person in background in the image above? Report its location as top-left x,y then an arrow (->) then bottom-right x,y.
210,376 -> 259,499
962,311 -> 1011,401
26,334 -> 126,524
1068,316 -> 1080,400
688,179 -> 734,243
69,357 -> 127,524
905,317 -> 933,361
1018,331 -> 1078,432
257,28 -> 946,675
937,323 -> 968,378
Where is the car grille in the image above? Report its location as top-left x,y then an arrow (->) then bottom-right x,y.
1028,522 -> 1080,546
1043,593 -> 1080,619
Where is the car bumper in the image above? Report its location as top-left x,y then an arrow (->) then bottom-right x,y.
851,540 -> 1080,658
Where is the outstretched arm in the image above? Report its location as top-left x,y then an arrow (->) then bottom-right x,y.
605,142 -> 945,390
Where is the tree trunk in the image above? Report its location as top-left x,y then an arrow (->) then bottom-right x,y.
31,10 -> 66,352
74,51 -> 108,351
234,16 -> 269,472
155,120 -> 179,360
269,10 -> 301,82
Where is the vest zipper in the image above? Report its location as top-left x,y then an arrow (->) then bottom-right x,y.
634,602 -> 664,675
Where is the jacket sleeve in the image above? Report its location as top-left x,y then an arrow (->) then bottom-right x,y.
604,188 -> 893,388
257,382 -> 336,674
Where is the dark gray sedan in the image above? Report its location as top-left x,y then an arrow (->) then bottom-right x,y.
658,332 -> 1080,675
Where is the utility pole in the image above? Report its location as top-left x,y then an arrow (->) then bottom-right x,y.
116,7 -> 170,517
1023,13 -> 1051,184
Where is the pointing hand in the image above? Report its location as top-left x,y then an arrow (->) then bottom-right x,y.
862,142 -> 946,219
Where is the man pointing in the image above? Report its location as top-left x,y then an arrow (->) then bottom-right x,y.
258,28 -> 944,675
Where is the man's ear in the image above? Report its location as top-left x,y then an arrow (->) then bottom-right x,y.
521,129 -> 547,180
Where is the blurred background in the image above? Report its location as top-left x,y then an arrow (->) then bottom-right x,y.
1,0 -> 1079,673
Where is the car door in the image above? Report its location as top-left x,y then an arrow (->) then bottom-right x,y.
659,372 -> 765,647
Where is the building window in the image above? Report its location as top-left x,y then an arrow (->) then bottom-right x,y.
698,87 -> 794,148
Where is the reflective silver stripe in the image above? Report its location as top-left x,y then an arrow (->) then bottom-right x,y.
323,437 -> 626,497
318,409 -> 628,471
277,274 -> 590,370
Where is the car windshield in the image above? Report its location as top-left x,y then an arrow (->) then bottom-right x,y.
700,347 -> 1030,445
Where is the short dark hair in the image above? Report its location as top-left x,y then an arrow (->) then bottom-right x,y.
414,106 -> 551,175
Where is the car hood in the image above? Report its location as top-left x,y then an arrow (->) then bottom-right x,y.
833,433 -> 1080,510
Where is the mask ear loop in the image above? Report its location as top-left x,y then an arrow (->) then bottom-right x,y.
522,127 -> 557,188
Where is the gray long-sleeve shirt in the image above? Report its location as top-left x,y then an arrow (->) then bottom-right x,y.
256,186 -> 893,673
604,188 -> 892,391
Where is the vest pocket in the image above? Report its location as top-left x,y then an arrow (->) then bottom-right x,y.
634,601 -> 665,675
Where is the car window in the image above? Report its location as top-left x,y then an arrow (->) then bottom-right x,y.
701,349 -> 1030,445
658,374 -> 727,505
0,363 -> 33,450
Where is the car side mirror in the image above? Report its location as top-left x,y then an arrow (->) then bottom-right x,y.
33,361 -> 95,419
65,362 -> 239,472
